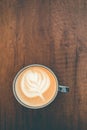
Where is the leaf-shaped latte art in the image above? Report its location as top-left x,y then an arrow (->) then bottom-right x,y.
21,69 -> 50,101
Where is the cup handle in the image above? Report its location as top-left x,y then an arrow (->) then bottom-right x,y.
58,85 -> 69,93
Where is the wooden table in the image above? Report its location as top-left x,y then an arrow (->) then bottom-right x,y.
0,0 -> 87,130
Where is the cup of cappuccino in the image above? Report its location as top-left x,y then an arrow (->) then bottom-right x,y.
13,64 -> 69,109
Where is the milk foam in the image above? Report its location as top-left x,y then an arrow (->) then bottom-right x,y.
21,69 -> 50,101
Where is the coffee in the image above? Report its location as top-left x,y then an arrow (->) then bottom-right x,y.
13,65 -> 58,108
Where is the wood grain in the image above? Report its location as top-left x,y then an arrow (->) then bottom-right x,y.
0,0 -> 87,130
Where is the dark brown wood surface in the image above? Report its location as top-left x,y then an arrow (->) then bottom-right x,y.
0,0 -> 87,130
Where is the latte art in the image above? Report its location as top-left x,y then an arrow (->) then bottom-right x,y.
21,69 -> 50,101
14,65 -> 57,108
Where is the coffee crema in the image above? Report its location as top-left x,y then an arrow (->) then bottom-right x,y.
14,65 -> 58,108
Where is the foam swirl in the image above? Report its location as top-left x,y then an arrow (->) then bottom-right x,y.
21,69 -> 50,101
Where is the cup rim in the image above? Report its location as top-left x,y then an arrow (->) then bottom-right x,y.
13,64 -> 58,109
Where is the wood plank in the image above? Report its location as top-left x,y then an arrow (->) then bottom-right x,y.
0,0 -> 87,130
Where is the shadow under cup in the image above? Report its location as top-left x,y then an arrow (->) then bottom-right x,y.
13,64 -> 69,109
